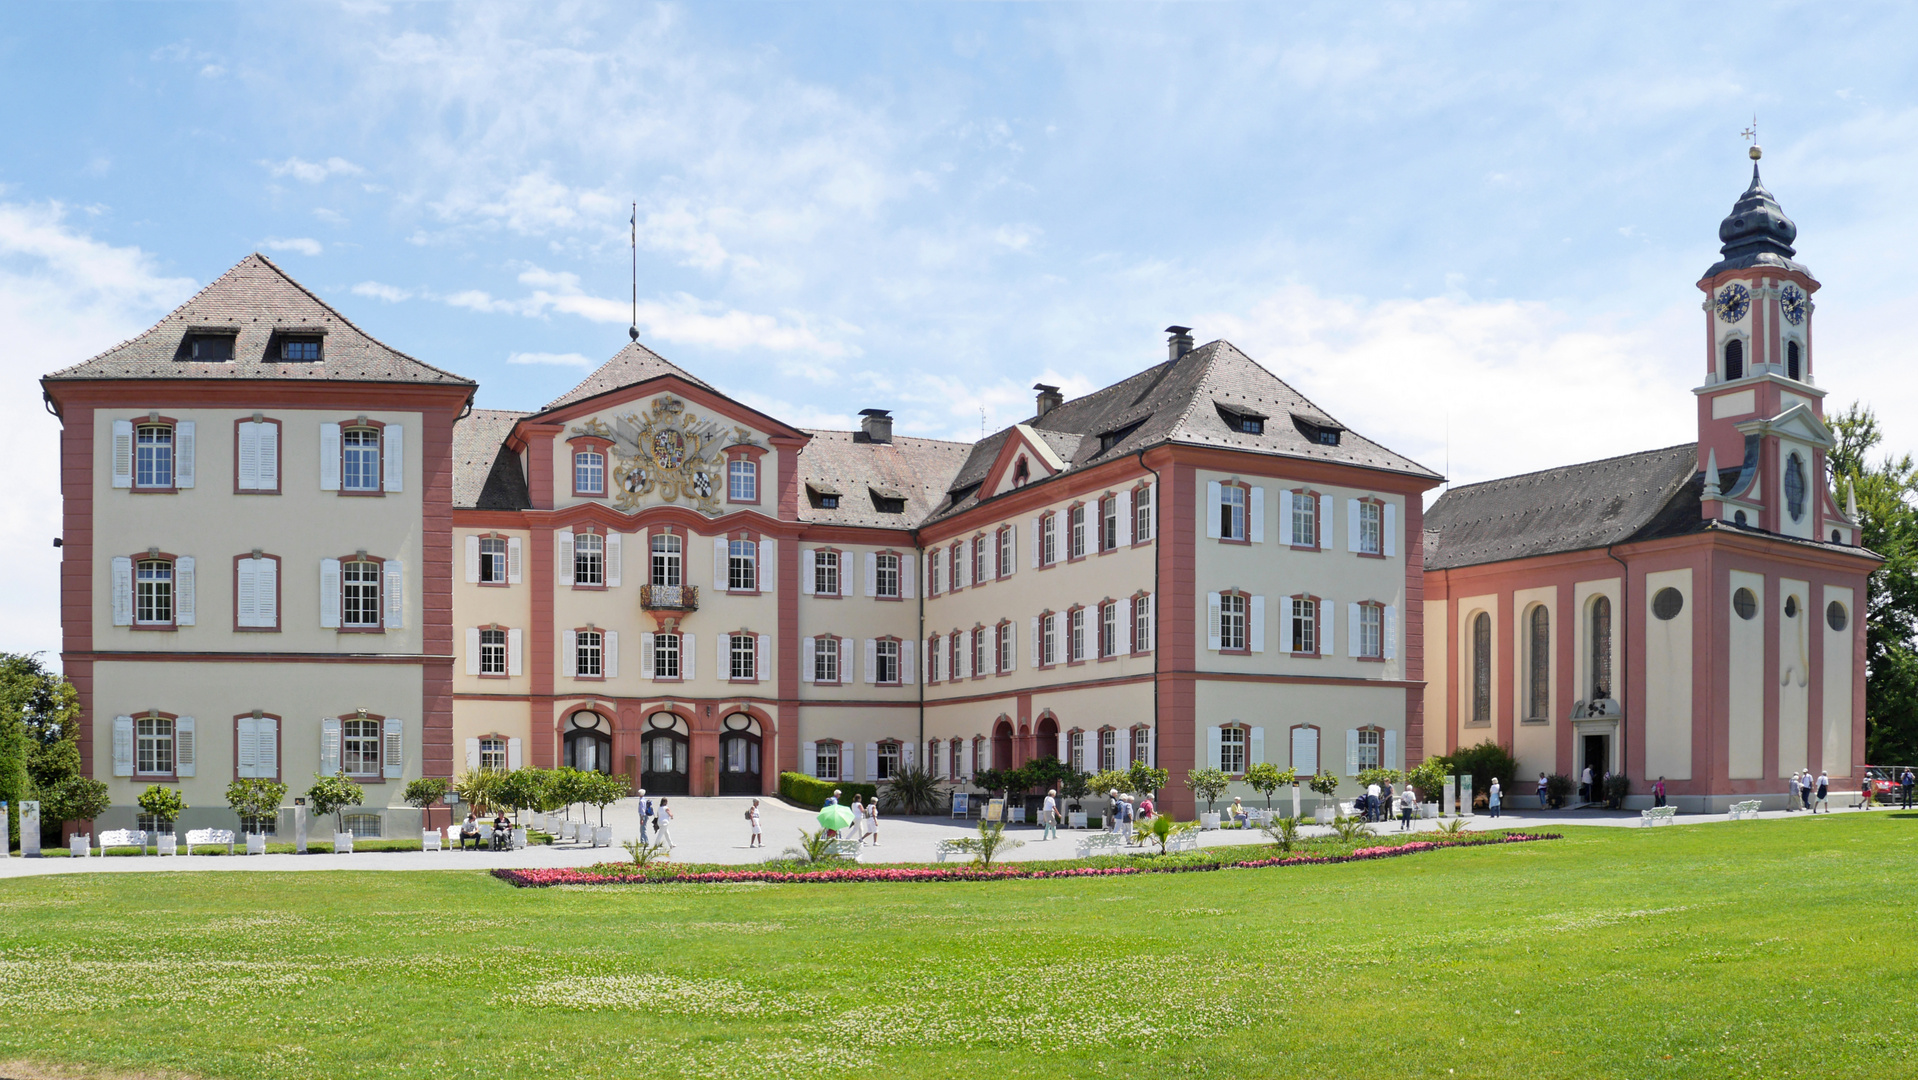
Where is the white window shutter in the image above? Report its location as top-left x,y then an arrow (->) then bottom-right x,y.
174,716 -> 196,777
1278,490 -> 1294,546
563,630 -> 578,678
1386,729 -> 1400,771
800,637 -> 814,683
1293,726 -> 1318,774
112,715 -> 134,775
901,639 -> 914,685
1384,502 -> 1399,557
1385,605 -> 1399,660
383,717 -> 404,779
507,538 -> 523,584
964,740 -> 975,778
466,737 -> 481,771
760,538 -> 774,592
384,560 -> 404,629
1115,728 -> 1131,771
1346,728 -> 1360,776
256,558 -> 277,628
1057,729 -> 1068,762
1348,499 -> 1362,552
1249,594 -> 1264,653
507,738 -> 522,770
111,420 -> 134,488
714,538 -> 729,590
1206,481 -> 1223,539
802,549 -> 816,594
956,541 -> 970,589
864,639 -> 878,684
1030,617 -> 1040,667
904,742 -> 915,768
466,628 -> 483,675
641,632 -> 656,679
508,628 -> 524,676
320,717 -> 342,776
174,420 -> 196,489
1030,519 -> 1042,567
465,536 -> 481,584
605,533 -> 622,588
319,558 -> 341,629
1249,484 -> 1265,543
1349,603 -> 1363,656
865,552 -> 878,597
238,421 -> 260,490
901,554 -> 915,598
258,421 -> 279,490
172,556 -> 196,625
682,634 -> 695,680
237,716 -> 258,778
257,717 -> 277,779
111,556 -> 133,626
604,631 -> 618,678
1116,490 -> 1131,547
382,424 -> 404,492
928,549 -> 941,593
1004,621 -> 1015,672
1320,599 -> 1335,656
718,633 -> 731,675
319,423 -> 341,491
1208,725 -> 1223,770
557,530 -> 574,585
802,742 -> 817,777
838,638 -> 851,683
1251,726 -> 1265,765
1207,593 -> 1222,651
958,634 -> 970,679
866,743 -> 879,782
1318,494 -> 1331,549
757,634 -> 771,681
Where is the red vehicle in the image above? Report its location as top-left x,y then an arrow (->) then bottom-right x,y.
1862,766 -> 1914,805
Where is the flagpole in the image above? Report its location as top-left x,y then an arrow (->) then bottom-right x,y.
629,203 -> 639,343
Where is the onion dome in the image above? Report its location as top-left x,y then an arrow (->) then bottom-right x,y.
1703,154 -> 1811,279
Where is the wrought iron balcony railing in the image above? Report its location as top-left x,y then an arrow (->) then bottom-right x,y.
640,584 -> 698,612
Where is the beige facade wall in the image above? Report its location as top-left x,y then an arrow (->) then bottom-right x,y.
1195,680 -> 1404,799
796,540 -> 920,701
795,706 -> 920,783
1777,576 -> 1811,776
1423,596 -> 1451,757
1821,584 -> 1855,777
1727,570 -> 1766,779
1642,568 -> 1694,781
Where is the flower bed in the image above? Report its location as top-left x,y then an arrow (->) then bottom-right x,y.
493,831 -> 1560,888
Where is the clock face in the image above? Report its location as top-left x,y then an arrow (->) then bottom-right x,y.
1715,284 -> 1752,323
1780,285 -> 1806,326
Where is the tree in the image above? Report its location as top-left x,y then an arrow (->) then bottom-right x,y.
493,768 -> 547,824
403,776 -> 450,812
1059,768 -> 1091,809
1830,403 -> 1918,765
1244,762 -> 1293,809
1184,767 -> 1230,813
0,653 -> 79,850
1407,761 -> 1449,804
39,776 -> 109,832
136,785 -> 187,838
0,703 -> 24,852
1126,760 -> 1170,800
583,771 -> 627,827
306,775 -> 364,835
225,777 -> 287,834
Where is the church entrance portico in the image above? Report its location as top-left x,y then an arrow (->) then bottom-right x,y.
1573,718 -> 1618,803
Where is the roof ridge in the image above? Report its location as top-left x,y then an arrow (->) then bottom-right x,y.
247,253 -> 474,384
1442,442 -> 1698,494
802,428 -> 975,448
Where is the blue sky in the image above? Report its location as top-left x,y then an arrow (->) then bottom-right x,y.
3,2 -> 1916,659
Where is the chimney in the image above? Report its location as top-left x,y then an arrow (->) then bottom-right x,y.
1033,383 -> 1063,417
859,408 -> 893,444
1165,325 -> 1195,360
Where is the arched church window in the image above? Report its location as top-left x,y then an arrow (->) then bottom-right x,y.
1785,453 -> 1806,521
1589,596 -> 1612,700
1527,605 -> 1550,721
1724,339 -> 1744,381
1787,340 -> 1801,381
1471,612 -> 1491,725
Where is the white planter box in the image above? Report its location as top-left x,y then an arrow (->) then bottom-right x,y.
512,827 -> 529,850
334,832 -> 354,854
246,833 -> 268,855
561,821 -> 578,842
593,826 -> 612,847
70,835 -> 90,858
156,834 -> 178,856
1199,812 -> 1221,831
422,829 -> 442,852
1313,806 -> 1337,825
1067,812 -> 1087,829
1420,804 -> 1439,819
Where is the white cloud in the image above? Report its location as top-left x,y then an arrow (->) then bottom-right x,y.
262,156 -> 366,183
0,202 -> 197,662
313,208 -> 349,226
507,351 -> 593,367
261,237 -> 323,256
351,281 -> 412,302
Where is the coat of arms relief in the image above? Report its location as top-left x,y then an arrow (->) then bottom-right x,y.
572,395 -> 761,516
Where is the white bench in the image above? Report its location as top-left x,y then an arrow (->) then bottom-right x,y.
1641,806 -> 1677,827
934,838 -> 968,863
1727,800 -> 1762,821
185,828 -> 236,855
1077,832 -> 1127,858
98,829 -> 146,854
1166,832 -> 1200,853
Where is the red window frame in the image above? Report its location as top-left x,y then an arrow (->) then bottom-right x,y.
568,435 -> 613,498
726,445 -> 766,505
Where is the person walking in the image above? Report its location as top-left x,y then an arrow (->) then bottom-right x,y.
1488,778 -> 1502,819
1860,775 -> 1874,810
864,798 -> 880,846
1801,771 -> 1814,812
653,798 -> 675,851
1653,777 -> 1667,809
747,799 -> 763,848
1109,790 -> 1125,835
637,788 -> 653,843
1815,771 -> 1830,813
1581,765 -> 1594,805
1366,780 -> 1382,822
1902,768 -> 1915,810
1041,789 -> 1059,840
1537,772 -> 1550,809
1398,784 -> 1416,831
1601,770 -> 1614,809
1787,771 -> 1801,812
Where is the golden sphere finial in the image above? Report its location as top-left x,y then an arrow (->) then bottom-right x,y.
1749,144 -> 1763,161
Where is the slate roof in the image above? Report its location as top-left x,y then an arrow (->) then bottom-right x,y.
925,339 -> 1439,524
453,409 -> 532,510
43,254 -> 474,387
539,342 -> 716,413
796,431 -> 973,528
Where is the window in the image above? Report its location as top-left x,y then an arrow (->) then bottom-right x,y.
342,427 -> 380,492
1041,514 -> 1057,565
1787,340 -> 1802,381
998,623 -> 1013,672
1360,603 -> 1383,659
1359,502 -> 1383,555
479,537 -> 508,584
575,533 -> 605,586
729,458 -> 758,502
816,741 -> 841,781
342,813 -> 383,839
949,634 -> 962,679
1069,505 -> 1087,558
1724,338 -> 1744,381
1134,486 -> 1153,543
818,493 -> 839,509
872,552 -> 899,598
651,533 -> 681,587
342,561 -> 382,628
1013,459 -> 1030,487
997,528 -> 1012,578
1652,588 -> 1684,621
1220,726 -> 1246,774
279,336 -> 322,361
877,742 -> 900,781
928,550 -> 941,596
135,424 -> 174,488
1069,608 -> 1087,661
137,715 -> 174,775
1041,613 -> 1058,666
1316,428 -> 1340,446
927,635 -> 942,682
729,540 -> 758,592
814,637 -> 840,683
480,628 -> 507,675
1828,601 -> 1848,632
1100,729 -> 1117,772
972,537 -> 987,584
949,544 -> 962,591
188,335 -> 234,361
653,633 -> 682,679
1134,727 -> 1149,766
576,630 -> 604,678
730,634 -> 756,681
875,639 -> 900,684
1100,602 -> 1118,658
1220,484 -> 1246,541
1471,612 -> 1492,724
1785,453 -> 1806,521
343,718 -> 381,776
970,628 -> 987,677
574,449 -> 605,495
1590,596 -> 1612,698
480,737 -> 508,771
1219,593 -> 1247,651
136,559 -> 174,625
1292,493 -> 1317,547
814,549 -> 840,596
1069,730 -> 1085,772
1527,606 -> 1550,720
1133,595 -> 1153,652
1100,497 -> 1118,551
1289,597 -> 1316,655
1357,728 -> 1382,770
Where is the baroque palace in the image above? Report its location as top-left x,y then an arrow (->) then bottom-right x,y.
43,158 -> 1874,833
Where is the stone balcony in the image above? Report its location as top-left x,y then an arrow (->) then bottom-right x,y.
640,584 -> 699,612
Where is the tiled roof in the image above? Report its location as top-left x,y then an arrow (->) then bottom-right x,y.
796,431 -> 973,528
453,409 -> 531,510
925,339 -> 1439,523
539,342 -> 717,413
43,254 -> 474,386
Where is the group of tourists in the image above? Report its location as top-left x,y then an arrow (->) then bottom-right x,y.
820,789 -> 883,845
1787,771 -> 1832,813
634,789 -> 676,850
1359,778 -> 1419,828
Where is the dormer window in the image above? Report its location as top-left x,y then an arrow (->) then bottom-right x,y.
1098,419 -> 1145,454
869,487 -> 906,514
187,335 -> 235,362
807,483 -> 842,510
819,494 -> 838,509
1215,403 -> 1267,436
1291,414 -> 1343,446
279,336 -> 323,361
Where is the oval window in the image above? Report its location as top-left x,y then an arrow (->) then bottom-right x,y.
1784,596 -> 1799,618
1785,453 -> 1806,522
1827,601 -> 1848,632
1734,510 -> 1748,526
1733,588 -> 1757,620
1652,588 -> 1684,621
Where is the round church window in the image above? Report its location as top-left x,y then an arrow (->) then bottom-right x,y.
1784,596 -> 1799,618
1827,601 -> 1848,632
1733,588 -> 1757,620
1652,588 -> 1684,621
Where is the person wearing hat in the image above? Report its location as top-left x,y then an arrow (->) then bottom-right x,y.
1041,788 -> 1059,840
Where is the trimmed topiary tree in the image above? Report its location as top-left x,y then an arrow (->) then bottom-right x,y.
136,784 -> 187,835
306,774 -> 364,836
1185,767 -> 1230,813
1244,762 -> 1294,809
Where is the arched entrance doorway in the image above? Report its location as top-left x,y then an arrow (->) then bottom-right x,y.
564,711 -> 614,775
1035,715 -> 1059,762
719,713 -> 763,795
641,713 -> 691,795
992,718 -> 1014,773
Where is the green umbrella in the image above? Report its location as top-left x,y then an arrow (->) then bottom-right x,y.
817,804 -> 856,831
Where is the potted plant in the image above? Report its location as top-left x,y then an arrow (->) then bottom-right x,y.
1126,760 -> 1170,805
1545,773 -> 1574,809
1085,768 -> 1127,827
306,774 -> 365,853
584,772 -> 625,846
1185,767 -> 1230,829
42,775 -> 110,854
1308,771 -> 1341,824
225,777 -> 287,854
1408,760 -> 1448,818
136,784 -> 187,854
403,776 -> 450,846
879,764 -> 945,816
1061,769 -> 1091,828
454,766 -> 502,816
1244,763 -> 1295,819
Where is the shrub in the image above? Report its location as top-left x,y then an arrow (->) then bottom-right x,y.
1185,767 -> 1230,812
494,767 -> 550,823
306,774 -> 364,834
1357,767 -> 1404,788
39,775 -> 109,830
622,837 -> 670,866
1604,773 -> 1631,809
1085,769 -> 1129,801
1261,814 -> 1303,852
1332,815 -> 1373,843
942,820 -> 1024,868
1244,762 -> 1294,808
1546,773 -> 1575,808
1407,760 -> 1449,804
777,772 -> 876,809
880,764 -> 944,815
1134,814 -> 1197,855
1059,768 -> 1092,808
402,776 -> 449,810
454,767 -> 504,812
136,784 -> 187,830
782,828 -> 841,864
1442,741 -> 1521,801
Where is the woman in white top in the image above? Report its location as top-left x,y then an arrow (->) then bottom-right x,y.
653,798 -> 675,851
747,799 -> 763,849
864,798 -> 880,845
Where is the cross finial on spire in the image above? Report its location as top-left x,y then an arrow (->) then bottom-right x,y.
1742,115 -> 1762,162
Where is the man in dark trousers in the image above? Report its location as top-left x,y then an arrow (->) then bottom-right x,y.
1902,769 -> 1915,810
637,788 -> 653,844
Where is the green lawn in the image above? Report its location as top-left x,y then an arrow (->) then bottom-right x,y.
1,815 -> 1914,1079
